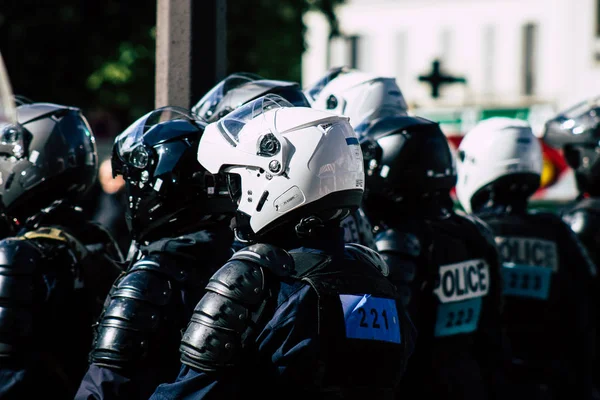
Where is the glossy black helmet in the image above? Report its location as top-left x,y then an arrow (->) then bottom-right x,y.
542,96 -> 600,195
191,72 -> 311,123
0,103 -> 98,224
357,115 -> 456,202
112,107 -> 235,242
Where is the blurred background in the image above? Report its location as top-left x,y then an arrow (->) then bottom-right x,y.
1,0 -> 599,229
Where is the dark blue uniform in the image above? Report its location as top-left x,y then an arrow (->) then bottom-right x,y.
0,207 -> 123,400
75,227 -> 233,400
374,209 -> 505,400
479,208 -> 596,399
150,229 -> 415,400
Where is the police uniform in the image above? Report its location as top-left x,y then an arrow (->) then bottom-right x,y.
150,229 -> 416,400
0,203 -> 123,399
75,227 -> 234,400
374,210 -> 505,400
479,208 -> 596,399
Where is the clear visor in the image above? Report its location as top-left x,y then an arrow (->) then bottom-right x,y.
217,94 -> 293,145
115,106 -> 195,167
192,73 -> 262,122
305,66 -> 349,101
562,96 -> 600,119
0,52 -> 16,126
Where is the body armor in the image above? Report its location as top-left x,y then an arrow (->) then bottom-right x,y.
179,242 -> 415,398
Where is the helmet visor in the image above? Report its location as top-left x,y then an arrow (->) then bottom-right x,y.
217,94 -> 293,146
114,106 -> 196,170
192,73 -> 261,122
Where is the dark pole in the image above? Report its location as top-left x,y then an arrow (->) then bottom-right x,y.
190,0 -> 227,107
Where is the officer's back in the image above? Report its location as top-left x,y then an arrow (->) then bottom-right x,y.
0,102 -> 123,399
457,118 -> 596,400
150,95 -> 415,399
359,114 -> 505,400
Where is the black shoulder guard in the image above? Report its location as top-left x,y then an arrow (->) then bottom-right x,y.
375,228 -> 421,258
230,243 -> 294,277
180,254 -> 270,372
0,237 -> 42,358
89,255 -> 173,371
457,212 -> 498,251
562,208 -> 599,240
543,209 -> 599,278
345,243 -> 390,277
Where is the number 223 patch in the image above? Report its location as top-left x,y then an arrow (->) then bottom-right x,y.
339,294 -> 402,344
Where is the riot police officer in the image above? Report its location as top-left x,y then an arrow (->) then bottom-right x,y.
150,94 -> 416,399
193,72 -> 377,249
0,100 -> 124,398
191,72 -> 311,123
304,66 -> 409,128
357,114 -> 505,400
456,117 -> 596,400
543,97 -> 600,267
75,107 -> 237,399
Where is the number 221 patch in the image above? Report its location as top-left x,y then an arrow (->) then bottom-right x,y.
339,294 -> 402,344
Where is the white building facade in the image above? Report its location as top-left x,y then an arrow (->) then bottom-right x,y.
303,0 -> 600,111
303,0 -> 600,200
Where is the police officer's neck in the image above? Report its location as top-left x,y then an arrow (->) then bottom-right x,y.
257,221 -> 344,253
366,192 -> 454,220
472,192 -> 528,215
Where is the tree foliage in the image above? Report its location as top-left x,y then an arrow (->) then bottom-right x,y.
0,0 -> 343,128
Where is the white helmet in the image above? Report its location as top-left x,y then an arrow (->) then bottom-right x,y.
304,66 -> 408,128
456,117 -> 543,213
198,94 -> 365,237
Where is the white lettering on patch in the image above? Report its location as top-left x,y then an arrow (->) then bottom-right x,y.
433,259 -> 490,303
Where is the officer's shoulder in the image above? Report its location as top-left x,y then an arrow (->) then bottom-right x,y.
559,206 -> 600,236
230,243 -> 294,277
345,243 -> 390,277
454,210 -> 496,245
0,236 -> 42,272
374,228 -> 421,258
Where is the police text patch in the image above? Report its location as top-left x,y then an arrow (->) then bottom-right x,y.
433,259 -> 490,303
495,236 -> 558,272
339,294 -> 402,344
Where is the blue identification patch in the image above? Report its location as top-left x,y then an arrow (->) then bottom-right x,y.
501,263 -> 552,300
339,294 -> 402,344
434,297 -> 482,337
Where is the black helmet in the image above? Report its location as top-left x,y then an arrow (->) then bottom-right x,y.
191,72 -> 311,123
0,102 -> 98,224
357,115 -> 456,202
112,106 -> 235,243
542,96 -> 600,195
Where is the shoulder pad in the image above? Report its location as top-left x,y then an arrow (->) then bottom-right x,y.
205,259 -> 266,305
89,265 -> 173,370
0,237 -> 41,275
180,259 -> 270,372
457,212 -> 497,249
375,228 -> 421,257
0,238 -> 40,357
231,243 -> 294,277
345,243 -> 390,277
112,259 -> 172,306
561,208 -> 597,237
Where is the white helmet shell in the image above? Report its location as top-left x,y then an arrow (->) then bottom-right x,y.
198,94 -> 365,235
305,68 -> 408,128
456,117 -> 543,213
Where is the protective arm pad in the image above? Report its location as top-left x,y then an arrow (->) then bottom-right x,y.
0,239 -> 37,359
180,259 -> 266,372
88,260 -> 172,371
